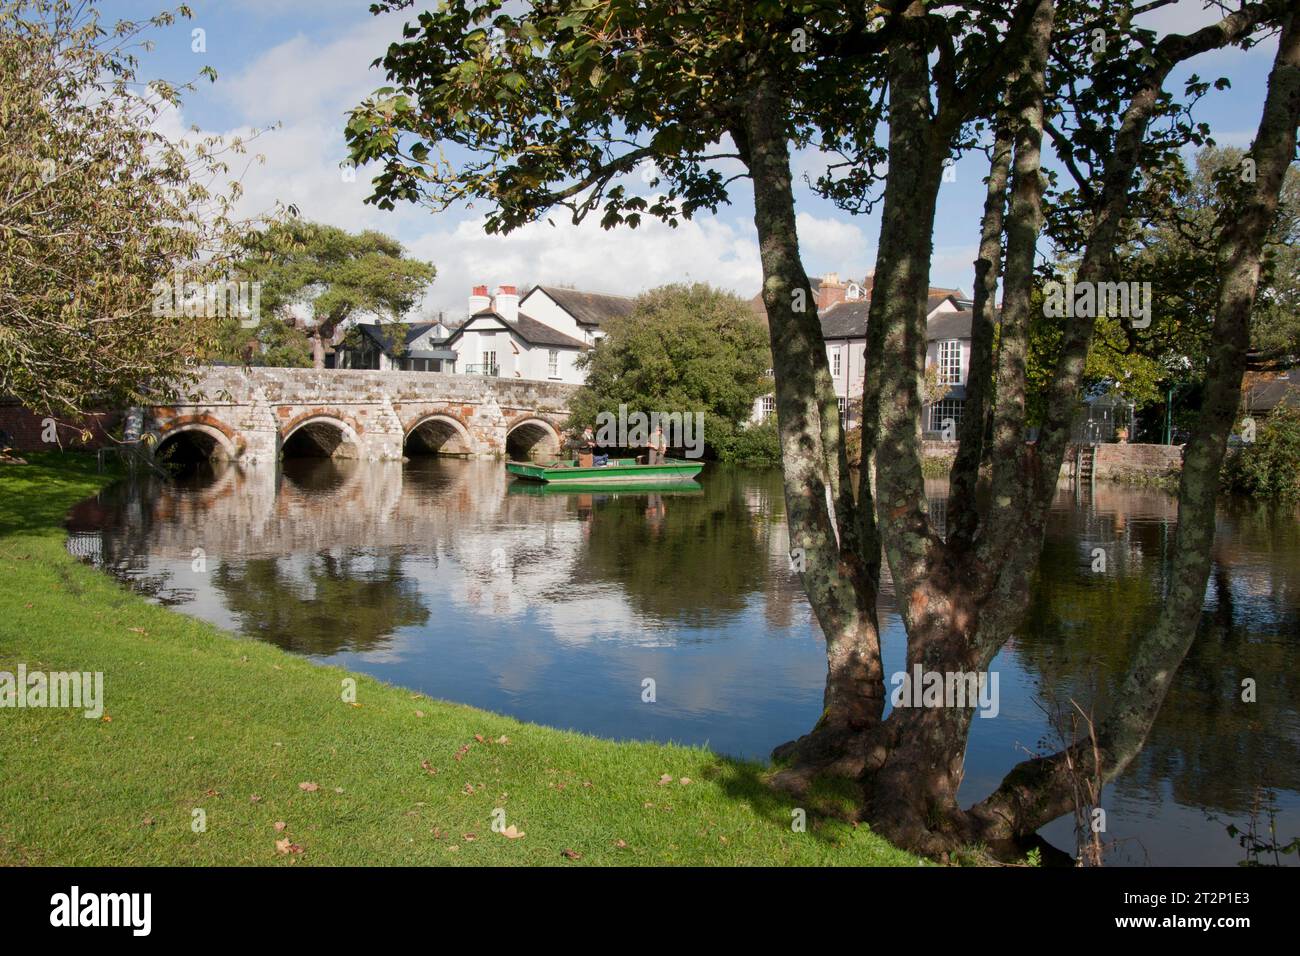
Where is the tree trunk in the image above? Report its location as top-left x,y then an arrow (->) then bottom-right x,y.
968,8 -> 1300,842
736,78 -> 885,771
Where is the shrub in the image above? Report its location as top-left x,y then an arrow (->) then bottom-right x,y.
1221,403 -> 1300,503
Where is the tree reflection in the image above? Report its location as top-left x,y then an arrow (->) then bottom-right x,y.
575,468 -> 776,626
211,550 -> 428,655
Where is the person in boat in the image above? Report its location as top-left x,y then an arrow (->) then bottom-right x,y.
648,425 -> 667,465
577,424 -> 609,467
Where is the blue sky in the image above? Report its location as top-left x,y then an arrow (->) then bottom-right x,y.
101,0 -> 1283,319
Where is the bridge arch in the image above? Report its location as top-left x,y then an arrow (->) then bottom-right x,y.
404,413 -> 473,457
506,417 -> 562,461
153,417 -> 239,464
280,412 -> 363,460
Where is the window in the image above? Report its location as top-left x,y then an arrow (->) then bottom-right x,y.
938,339 -> 962,385
929,398 -> 964,434
548,349 -> 559,377
832,348 -> 842,376
838,396 -> 847,425
761,395 -> 776,421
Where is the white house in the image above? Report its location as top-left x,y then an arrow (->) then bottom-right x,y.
441,285 -> 592,383
515,285 -> 638,346
331,284 -> 636,385
751,273 -> 974,436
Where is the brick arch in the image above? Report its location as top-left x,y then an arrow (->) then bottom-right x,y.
400,407 -> 471,437
505,415 -> 563,461
152,413 -> 242,460
279,409 -> 364,459
403,411 -> 474,456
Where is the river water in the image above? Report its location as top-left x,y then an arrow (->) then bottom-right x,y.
65,457 -> 1300,865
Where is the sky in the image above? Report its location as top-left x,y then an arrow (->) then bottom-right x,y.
100,0 -> 1284,321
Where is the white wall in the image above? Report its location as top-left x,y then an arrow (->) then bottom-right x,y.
517,290 -> 592,343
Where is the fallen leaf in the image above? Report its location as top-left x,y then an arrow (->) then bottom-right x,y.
420,760 -> 438,776
142,816 -> 154,827
496,735 -> 510,744
614,839 -> 628,849
250,795 -> 262,804
203,788 -> 220,797
454,744 -> 471,761
275,838 -> 303,855
658,774 -> 673,786
298,782 -> 319,792
463,833 -> 477,842
501,824 -> 525,839
414,710 -> 425,718
679,778 -> 692,786
474,734 -> 485,743
274,821 -> 287,832
334,787 -> 344,794
561,848 -> 581,860
101,715 -> 112,722
128,627 -> 147,635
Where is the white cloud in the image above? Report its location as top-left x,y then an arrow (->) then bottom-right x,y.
407,210 -> 765,316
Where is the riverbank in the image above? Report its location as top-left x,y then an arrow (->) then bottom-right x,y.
0,453 -> 918,866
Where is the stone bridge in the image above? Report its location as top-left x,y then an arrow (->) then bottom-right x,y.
145,366 -> 577,463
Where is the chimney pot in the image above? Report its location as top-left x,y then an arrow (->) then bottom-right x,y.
468,285 -> 491,314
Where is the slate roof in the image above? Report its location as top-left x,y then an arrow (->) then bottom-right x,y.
353,321 -> 446,353
531,286 -> 637,327
446,310 -> 589,350
926,309 -> 974,341
820,301 -> 870,340
817,302 -> 985,341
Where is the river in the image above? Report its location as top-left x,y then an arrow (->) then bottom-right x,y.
65,457 -> 1300,865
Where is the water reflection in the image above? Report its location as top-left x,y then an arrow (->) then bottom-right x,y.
67,458 -> 1299,865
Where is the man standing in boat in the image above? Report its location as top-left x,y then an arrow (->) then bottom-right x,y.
648,424 -> 667,465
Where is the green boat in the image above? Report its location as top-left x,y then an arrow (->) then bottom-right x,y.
506,457 -> 704,484
507,479 -> 704,496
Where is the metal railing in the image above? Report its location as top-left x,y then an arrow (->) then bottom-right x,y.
463,363 -> 499,377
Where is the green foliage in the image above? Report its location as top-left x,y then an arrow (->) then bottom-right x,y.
0,0 -> 265,414
218,218 -> 435,367
712,420 -> 782,467
1029,148 -> 1300,424
1222,404 -> 1300,503
567,284 -> 773,461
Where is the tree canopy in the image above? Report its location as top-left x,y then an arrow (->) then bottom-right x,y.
0,0 -> 264,416
223,218 -> 436,369
567,284 -> 773,459
345,0 -> 1299,857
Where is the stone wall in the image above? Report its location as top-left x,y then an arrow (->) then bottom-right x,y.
144,366 -> 578,463
1086,442 -> 1183,481
919,438 -> 1183,482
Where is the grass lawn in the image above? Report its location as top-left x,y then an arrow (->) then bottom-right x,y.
0,453 -> 919,866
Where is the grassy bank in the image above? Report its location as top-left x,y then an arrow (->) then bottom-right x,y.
0,453 -> 917,866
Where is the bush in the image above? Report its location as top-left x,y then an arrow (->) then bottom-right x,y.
713,420 -> 781,466
1221,403 -> 1300,503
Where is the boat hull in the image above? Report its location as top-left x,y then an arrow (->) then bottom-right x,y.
505,458 -> 703,484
